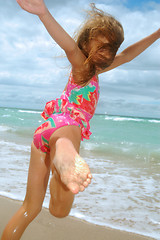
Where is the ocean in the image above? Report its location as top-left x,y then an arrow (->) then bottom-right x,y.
0,107 -> 160,239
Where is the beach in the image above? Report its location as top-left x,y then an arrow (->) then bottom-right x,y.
0,196 -> 155,240
0,108 -> 160,239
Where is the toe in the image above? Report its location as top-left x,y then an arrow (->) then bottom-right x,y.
86,178 -> 91,184
79,185 -> 85,192
83,181 -> 89,187
67,182 -> 79,194
88,173 -> 92,179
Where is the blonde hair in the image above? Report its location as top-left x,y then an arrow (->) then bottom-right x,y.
73,3 -> 124,85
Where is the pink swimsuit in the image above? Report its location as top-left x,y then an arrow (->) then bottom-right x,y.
33,71 -> 100,153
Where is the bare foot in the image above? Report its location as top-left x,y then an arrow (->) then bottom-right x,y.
53,138 -> 92,194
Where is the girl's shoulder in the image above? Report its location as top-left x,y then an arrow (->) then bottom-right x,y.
70,69 -> 99,87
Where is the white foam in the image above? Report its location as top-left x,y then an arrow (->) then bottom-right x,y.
105,116 -> 144,122
70,209 -> 86,219
0,191 -> 23,201
82,142 -> 96,151
18,110 -> 41,114
148,120 -> 160,123
104,116 -> 115,120
69,209 -> 159,240
105,116 -> 160,124
113,117 -> 144,122
2,114 -> 11,118
0,125 -> 12,132
0,140 -> 30,152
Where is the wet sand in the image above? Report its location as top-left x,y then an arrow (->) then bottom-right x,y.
0,196 -> 155,240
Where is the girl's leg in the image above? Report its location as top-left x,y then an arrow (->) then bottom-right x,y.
49,167 -> 75,218
49,125 -> 92,218
1,143 -> 50,240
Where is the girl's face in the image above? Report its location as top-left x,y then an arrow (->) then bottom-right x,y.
89,35 -> 109,51
88,35 -> 113,71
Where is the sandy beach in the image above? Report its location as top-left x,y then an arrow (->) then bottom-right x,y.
0,196 -> 155,240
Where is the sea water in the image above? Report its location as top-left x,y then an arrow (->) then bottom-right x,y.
0,107 -> 160,239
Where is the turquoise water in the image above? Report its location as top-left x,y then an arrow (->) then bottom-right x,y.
0,107 -> 160,239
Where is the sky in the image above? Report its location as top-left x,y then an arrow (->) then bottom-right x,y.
0,0 -> 160,118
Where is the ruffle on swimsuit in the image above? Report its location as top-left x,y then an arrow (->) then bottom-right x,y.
41,71 -> 100,140
41,98 -> 91,140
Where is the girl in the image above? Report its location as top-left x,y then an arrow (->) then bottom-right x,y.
2,0 -> 160,239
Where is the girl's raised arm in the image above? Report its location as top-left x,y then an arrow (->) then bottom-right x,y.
17,0 -> 86,68
100,28 -> 160,73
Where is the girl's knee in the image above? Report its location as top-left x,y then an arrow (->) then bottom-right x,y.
49,189 -> 74,218
49,202 -> 71,218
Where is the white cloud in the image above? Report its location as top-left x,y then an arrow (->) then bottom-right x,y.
0,0 -> 159,117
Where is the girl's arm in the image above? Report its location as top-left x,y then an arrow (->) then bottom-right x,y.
16,0 -> 86,68
99,28 -> 160,74
39,10 -> 86,67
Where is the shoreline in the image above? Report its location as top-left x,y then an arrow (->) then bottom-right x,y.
0,196 -> 156,240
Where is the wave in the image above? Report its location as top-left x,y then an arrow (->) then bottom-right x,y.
0,192 -> 23,202
18,110 -> 41,114
148,120 -> 160,123
82,141 -> 160,162
18,118 -> 24,121
0,125 -> 13,132
105,115 -> 160,123
2,114 -> 11,118
105,116 -> 144,122
0,140 -> 30,152
114,117 -> 144,122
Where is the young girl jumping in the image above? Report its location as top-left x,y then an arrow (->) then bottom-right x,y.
2,0 -> 160,239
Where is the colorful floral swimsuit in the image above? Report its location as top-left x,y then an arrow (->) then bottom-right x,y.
33,71 -> 100,153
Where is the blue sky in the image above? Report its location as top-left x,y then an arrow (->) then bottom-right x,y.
0,0 -> 160,118
125,0 -> 160,9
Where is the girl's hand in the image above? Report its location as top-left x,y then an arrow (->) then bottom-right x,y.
16,0 -> 47,17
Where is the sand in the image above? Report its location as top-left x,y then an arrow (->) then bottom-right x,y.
0,196 -> 155,240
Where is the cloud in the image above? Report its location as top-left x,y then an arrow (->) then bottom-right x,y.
0,0 -> 160,117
